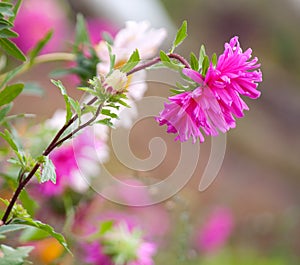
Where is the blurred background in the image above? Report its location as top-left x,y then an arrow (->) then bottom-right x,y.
2,0 -> 300,264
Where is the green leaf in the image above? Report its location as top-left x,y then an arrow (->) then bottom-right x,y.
170,20 -> 188,53
107,43 -> 115,74
0,129 -> 19,151
22,82 -> 44,97
9,0 -> 23,23
0,28 -> 18,38
101,32 -> 114,45
101,108 -> 118,119
190,52 -> 199,71
0,64 -> 23,90
211,52 -> 217,67
51,80 -> 72,123
19,190 -> 38,217
160,50 -> 171,63
95,118 -> 113,127
40,156 -> 56,184
20,227 -> 49,242
0,224 -> 27,235
0,2 -> 14,17
69,97 -> 81,122
0,83 -> 24,107
74,13 -> 91,52
120,49 -> 140,73
0,244 -> 33,265
0,38 -> 26,61
0,104 -> 12,124
29,30 -> 53,64
11,218 -> 71,253
201,55 -> 210,76
199,44 -> 206,66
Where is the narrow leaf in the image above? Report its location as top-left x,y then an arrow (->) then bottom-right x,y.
40,156 -> 56,184
0,83 -> 24,106
0,129 -> 19,151
211,52 -> 217,67
170,20 -> 188,52
199,44 -> 206,66
29,30 -> 53,64
74,13 -> 91,52
0,38 -> 26,61
201,55 -> 210,76
0,104 -> 12,124
0,64 -> 23,90
190,52 -> 199,71
0,28 -> 18,38
10,0 -> 23,23
120,49 -> 140,73
160,50 -> 171,63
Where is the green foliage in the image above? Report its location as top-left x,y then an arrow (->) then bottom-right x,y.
190,52 -> 199,71
170,20 -> 188,53
0,104 -> 12,124
0,83 -> 24,107
11,218 -> 71,253
0,244 -> 33,265
120,49 -> 140,73
201,55 -> 210,76
0,129 -> 19,152
74,13 -> 91,51
28,30 -> 53,64
40,156 -> 56,184
160,50 -> 184,71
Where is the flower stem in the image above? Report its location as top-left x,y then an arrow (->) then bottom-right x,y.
127,52 -> 191,76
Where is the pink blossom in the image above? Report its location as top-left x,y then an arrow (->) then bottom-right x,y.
82,242 -> 113,265
157,36 -> 262,142
204,36 -> 262,123
195,207 -> 234,253
40,128 -> 108,196
13,0 -> 70,53
156,85 -> 230,143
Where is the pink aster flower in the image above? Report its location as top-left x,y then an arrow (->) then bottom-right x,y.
204,36 -> 262,123
157,36 -> 262,143
195,207 -> 234,254
13,0 -> 70,53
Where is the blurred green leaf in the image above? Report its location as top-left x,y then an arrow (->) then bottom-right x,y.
74,13 -> 91,52
0,83 -> 23,107
120,49 -> 140,73
40,156 -> 56,184
9,0 -> 23,23
51,80 -> 72,123
29,30 -> 53,64
0,104 -> 12,124
101,108 -> 118,119
0,129 -> 19,151
0,28 -> 18,38
0,244 -> 33,265
0,38 -> 26,61
11,218 -> 71,253
19,227 -> 49,242
0,2 -> 14,17
0,64 -> 23,90
22,82 -> 44,97
170,20 -> 187,52
190,52 -> 199,71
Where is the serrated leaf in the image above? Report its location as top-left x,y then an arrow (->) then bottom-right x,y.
11,218 -> 71,253
74,13 -> 91,52
51,80 -> 72,123
211,52 -> 217,67
0,244 -> 33,265
0,38 -> 26,61
0,83 -> 24,107
190,52 -> 199,71
0,129 -> 19,151
40,156 -> 56,184
120,49 -> 140,73
29,30 -> 53,64
0,28 -> 18,38
0,104 -> 12,124
170,20 -> 187,52
201,55 -> 210,76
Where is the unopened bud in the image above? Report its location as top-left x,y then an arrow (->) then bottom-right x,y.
103,70 -> 128,95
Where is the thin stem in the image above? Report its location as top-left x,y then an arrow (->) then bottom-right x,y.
127,52 -> 191,76
0,53 -> 75,84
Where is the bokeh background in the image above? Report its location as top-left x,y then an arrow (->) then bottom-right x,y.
3,0 -> 300,264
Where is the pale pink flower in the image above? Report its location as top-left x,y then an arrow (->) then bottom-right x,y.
13,0 -> 70,53
195,207 -> 234,253
96,21 -> 166,128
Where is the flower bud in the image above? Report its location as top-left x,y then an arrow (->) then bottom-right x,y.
102,70 -> 128,95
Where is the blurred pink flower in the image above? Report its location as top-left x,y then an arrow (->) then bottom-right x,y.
81,220 -> 157,265
157,36 -> 262,142
13,0 -> 70,53
40,128 -> 108,196
195,207 -> 234,253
